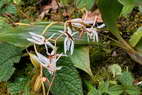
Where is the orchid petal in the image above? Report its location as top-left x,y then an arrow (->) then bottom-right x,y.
64,37 -> 68,54
29,32 -> 45,39
27,38 -> 42,45
70,40 -> 74,55
37,52 -> 49,66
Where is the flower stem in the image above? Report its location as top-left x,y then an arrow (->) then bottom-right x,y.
47,72 -> 56,95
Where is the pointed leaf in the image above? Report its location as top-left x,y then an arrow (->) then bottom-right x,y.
70,47 -> 93,77
97,0 -> 123,38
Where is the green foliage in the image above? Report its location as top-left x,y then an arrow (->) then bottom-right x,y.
70,47 -> 93,77
98,81 -> 109,93
108,85 -> 123,95
7,76 -> 29,95
118,0 -> 142,6
75,0 -> 95,10
97,0 -> 123,38
88,87 -> 101,95
0,43 -> 22,82
129,27 -> 142,47
118,0 -> 134,16
120,5 -> 134,16
118,0 -> 142,16
0,22 -> 95,48
86,72 -> 140,95
118,72 -> 140,95
87,81 -> 123,95
44,57 -> 83,95
118,72 -> 134,86
0,0 -> 17,15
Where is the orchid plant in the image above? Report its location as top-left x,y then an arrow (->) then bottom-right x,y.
26,11 -> 106,95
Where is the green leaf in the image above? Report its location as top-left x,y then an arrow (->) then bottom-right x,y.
70,47 -> 93,77
0,0 -> 4,8
0,43 -> 22,82
87,88 -> 102,95
44,57 -> 83,95
126,86 -> 140,95
118,72 -> 134,86
98,81 -> 109,93
5,4 -> 17,14
0,22 -> 95,48
97,0 -> 123,38
129,27 -> 142,47
120,5 -> 135,16
135,39 -> 142,53
7,76 -> 30,95
108,85 -> 123,95
118,0 -> 142,6
118,0 -> 142,16
75,0 -> 95,10
118,0 -> 135,5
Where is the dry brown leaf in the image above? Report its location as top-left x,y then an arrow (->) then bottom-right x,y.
39,0 -> 59,19
82,9 -> 103,23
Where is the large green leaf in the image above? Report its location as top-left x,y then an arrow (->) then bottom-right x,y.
0,23 -> 64,48
0,22 -> 95,48
129,27 -> 142,47
70,47 -> 93,77
44,57 -> 83,95
0,43 -> 22,82
75,0 -> 95,10
97,0 -> 123,38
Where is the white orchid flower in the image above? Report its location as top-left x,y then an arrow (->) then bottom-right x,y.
59,27 -> 77,55
36,50 -> 63,75
27,32 -> 46,45
27,32 -> 56,55
86,27 -> 99,42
